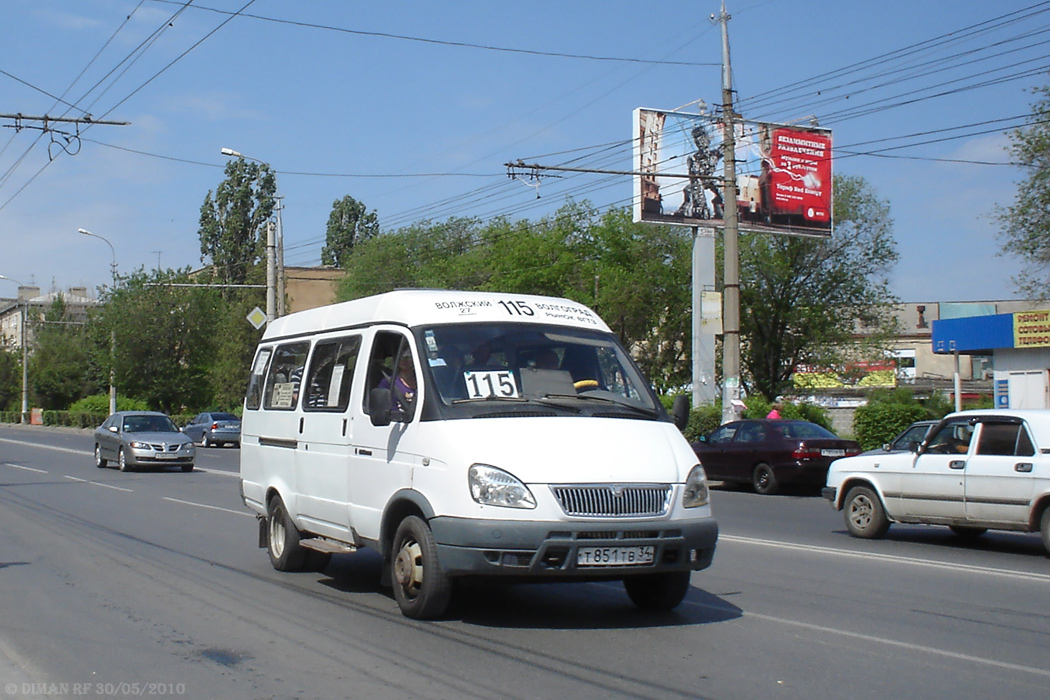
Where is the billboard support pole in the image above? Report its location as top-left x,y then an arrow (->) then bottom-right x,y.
692,227 -> 717,408
716,2 -> 743,424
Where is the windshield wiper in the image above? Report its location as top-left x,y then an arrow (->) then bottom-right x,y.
542,393 -> 659,417
452,395 -> 582,413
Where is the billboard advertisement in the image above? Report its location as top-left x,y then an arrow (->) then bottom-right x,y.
633,108 -> 833,237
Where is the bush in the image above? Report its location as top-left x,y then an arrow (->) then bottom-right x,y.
42,411 -> 108,428
743,397 -> 834,432
69,394 -> 150,414
852,388 -> 964,451
853,402 -> 928,451
685,404 -> 722,442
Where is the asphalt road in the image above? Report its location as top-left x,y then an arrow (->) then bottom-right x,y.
0,424 -> 1047,700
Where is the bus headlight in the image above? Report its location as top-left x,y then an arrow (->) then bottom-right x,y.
683,465 -> 709,508
468,464 -> 537,509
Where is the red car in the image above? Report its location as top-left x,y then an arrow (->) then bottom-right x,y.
691,419 -> 861,495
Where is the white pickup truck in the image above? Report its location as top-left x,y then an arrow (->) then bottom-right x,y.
823,409 -> 1050,554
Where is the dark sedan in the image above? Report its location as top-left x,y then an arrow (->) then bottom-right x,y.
691,419 -> 861,495
183,412 -> 241,447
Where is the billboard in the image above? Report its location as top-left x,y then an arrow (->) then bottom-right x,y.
633,108 -> 833,237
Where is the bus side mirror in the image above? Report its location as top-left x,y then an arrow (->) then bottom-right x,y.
369,388 -> 393,427
672,395 -> 690,431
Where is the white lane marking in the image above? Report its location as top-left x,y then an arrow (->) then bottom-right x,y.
685,600 -> 1050,679
4,463 -> 48,474
62,475 -> 133,492
0,437 -> 89,457
163,497 -> 254,517
720,534 -> 1050,583
0,437 -> 240,477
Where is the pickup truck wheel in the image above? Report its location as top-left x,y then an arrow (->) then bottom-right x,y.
1041,508 -> 1050,557
949,525 -> 987,539
391,515 -> 451,619
623,571 -> 691,611
752,464 -> 779,495
267,496 -> 308,572
843,485 -> 890,539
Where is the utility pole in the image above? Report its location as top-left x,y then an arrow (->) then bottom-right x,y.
715,1 -> 743,424
265,220 -> 276,323
276,196 -> 286,317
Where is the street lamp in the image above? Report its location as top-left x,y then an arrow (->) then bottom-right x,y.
221,147 -> 282,321
78,228 -> 118,415
0,274 -> 29,424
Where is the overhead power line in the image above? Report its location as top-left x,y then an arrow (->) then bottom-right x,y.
147,0 -> 719,66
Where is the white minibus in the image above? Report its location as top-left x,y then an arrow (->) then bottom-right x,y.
240,289 -> 717,618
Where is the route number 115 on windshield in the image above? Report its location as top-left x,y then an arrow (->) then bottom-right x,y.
464,370 -> 520,399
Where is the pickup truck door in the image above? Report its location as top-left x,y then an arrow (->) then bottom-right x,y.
901,419 -> 970,520
964,420 -> 1036,525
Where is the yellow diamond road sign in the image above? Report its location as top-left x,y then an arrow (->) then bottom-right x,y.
246,306 -> 268,329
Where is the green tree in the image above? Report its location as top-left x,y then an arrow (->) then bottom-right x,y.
30,295 -> 99,409
88,268 -> 223,413
198,157 -> 276,286
208,287 -> 266,410
997,82 -> 1050,297
738,174 -> 900,401
338,216 -> 487,298
321,195 -> 379,267
337,202 -> 693,390
0,347 -> 19,412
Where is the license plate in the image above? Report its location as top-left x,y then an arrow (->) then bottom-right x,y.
577,546 -> 654,567
156,453 -> 177,460
821,449 -> 845,457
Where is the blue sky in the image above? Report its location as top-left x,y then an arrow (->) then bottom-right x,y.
1,0 -> 1046,303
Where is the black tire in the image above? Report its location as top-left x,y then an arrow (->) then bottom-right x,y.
391,515 -> 452,619
94,444 -> 107,469
198,431 -> 209,448
949,525 -> 987,539
752,463 -> 779,495
1040,508 -> 1050,557
843,485 -> 890,539
117,447 -> 130,472
181,463 -> 194,473
267,496 -> 308,572
623,571 -> 692,611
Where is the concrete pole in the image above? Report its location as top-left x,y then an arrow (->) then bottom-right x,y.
20,302 -> 28,423
276,197 -> 286,317
953,350 -> 962,412
266,220 -> 276,323
716,2 -> 743,424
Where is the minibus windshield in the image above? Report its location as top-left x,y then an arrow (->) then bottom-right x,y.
416,323 -> 661,417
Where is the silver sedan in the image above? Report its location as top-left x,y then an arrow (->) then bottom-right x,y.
94,411 -> 196,472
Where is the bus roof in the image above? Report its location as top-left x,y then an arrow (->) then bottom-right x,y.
261,289 -> 612,341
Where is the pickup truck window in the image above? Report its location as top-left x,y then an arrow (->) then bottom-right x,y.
925,420 -> 973,454
976,422 -> 1035,457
